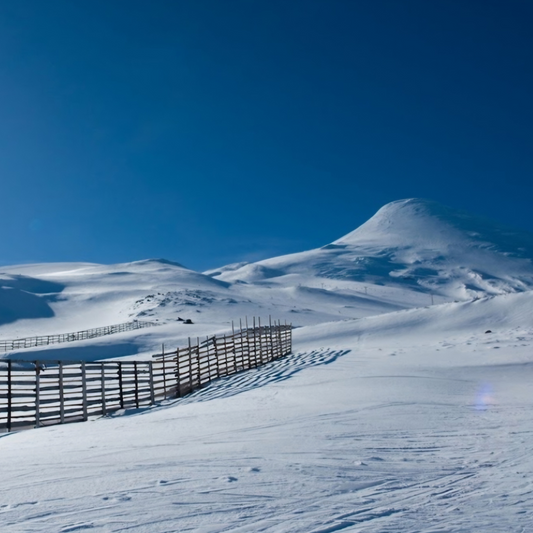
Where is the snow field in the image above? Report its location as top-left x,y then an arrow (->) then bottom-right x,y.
1,292 -> 533,531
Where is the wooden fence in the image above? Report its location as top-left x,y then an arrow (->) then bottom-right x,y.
0,319 -> 292,432
0,320 -> 159,352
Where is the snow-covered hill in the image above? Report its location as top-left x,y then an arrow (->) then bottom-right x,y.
0,259 -> 229,332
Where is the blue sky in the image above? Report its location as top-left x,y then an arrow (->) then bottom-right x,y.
1,1 -> 532,270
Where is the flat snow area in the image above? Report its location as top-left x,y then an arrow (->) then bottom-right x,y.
1,292 -> 533,532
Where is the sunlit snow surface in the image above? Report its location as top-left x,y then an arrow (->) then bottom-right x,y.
1,199 -> 533,531
1,294 -> 533,532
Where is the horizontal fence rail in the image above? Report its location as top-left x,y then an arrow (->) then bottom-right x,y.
0,318 -> 292,433
0,320 -> 159,352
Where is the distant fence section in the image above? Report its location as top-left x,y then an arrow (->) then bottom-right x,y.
0,320 -> 159,352
0,318 -> 292,432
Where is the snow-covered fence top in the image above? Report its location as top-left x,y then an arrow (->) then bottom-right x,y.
0,318 -> 292,433
0,320 -> 159,352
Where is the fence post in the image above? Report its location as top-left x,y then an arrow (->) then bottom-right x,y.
269,315 -> 274,361
244,317 -> 250,368
251,317 -> 255,366
205,336 -> 211,383
35,361 -> 40,428
256,317 -> 261,366
253,317 -> 257,367
210,337 -> 216,382
118,362 -> 124,409
239,318 -> 244,370
176,347 -> 181,397
241,318 -> 250,370
220,334 -> 226,375
256,318 -> 261,364
162,352 -> 167,398
278,320 -> 284,357
101,363 -> 107,416
231,322 -> 237,373
231,332 -> 237,374
134,361 -> 139,408
148,361 -> 155,404
59,361 -> 65,423
188,337 -> 193,390
81,362 -> 88,421
196,337 -> 201,387
7,360 -> 12,432
225,333 -> 231,373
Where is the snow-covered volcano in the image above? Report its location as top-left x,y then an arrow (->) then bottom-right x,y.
208,199 -> 533,300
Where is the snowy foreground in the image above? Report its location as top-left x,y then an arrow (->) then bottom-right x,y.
2,292 -> 533,532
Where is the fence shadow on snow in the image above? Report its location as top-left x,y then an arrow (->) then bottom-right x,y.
174,348 -> 350,406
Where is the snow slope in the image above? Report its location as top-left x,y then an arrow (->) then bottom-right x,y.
0,259 -> 231,336
1,292 -> 533,532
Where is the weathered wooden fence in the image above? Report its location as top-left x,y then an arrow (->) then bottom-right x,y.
0,320 -> 159,352
0,319 -> 292,432
152,318 -> 292,399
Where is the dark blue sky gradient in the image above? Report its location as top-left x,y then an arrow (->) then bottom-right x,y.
0,1 -> 532,270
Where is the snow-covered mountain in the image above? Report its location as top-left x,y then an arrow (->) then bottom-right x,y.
208,198 -> 533,300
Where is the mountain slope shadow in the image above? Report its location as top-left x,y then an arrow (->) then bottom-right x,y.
0,274 -> 65,294
174,348 -> 350,405
0,274 -> 66,326
0,287 -> 56,326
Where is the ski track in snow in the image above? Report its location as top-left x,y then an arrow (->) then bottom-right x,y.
2,414 -> 532,532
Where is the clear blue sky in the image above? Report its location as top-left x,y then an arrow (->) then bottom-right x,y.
1,1 -> 532,271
